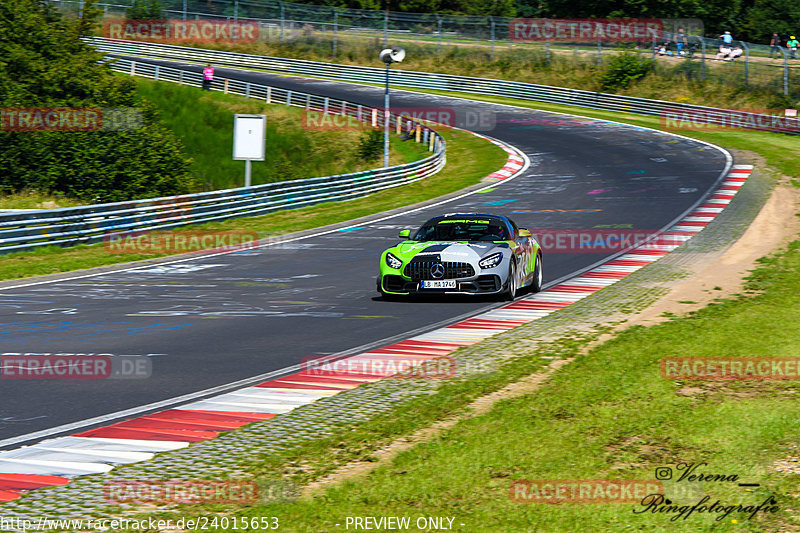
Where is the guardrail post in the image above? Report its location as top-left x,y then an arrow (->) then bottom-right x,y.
224,78 -> 229,94
286,89 -> 292,106
372,108 -> 377,127
178,71 -> 183,85
306,93 -> 311,109
130,61 -> 136,76
154,65 -> 160,80
245,82 -> 250,98
323,96 -> 329,113
357,104 -> 362,122
429,132 -> 435,151
341,101 -> 346,116
266,86 -> 272,103
415,125 -> 421,142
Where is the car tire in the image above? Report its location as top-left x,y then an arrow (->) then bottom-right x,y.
503,261 -> 518,301
531,253 -> 543,293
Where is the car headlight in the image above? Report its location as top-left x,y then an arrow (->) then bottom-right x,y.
479,252 -> 503,269
385,252 -> 402,269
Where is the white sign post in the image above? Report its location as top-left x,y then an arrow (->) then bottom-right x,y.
233,114 -> 266,187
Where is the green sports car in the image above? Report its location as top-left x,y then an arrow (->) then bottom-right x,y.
377,213 -> 543,300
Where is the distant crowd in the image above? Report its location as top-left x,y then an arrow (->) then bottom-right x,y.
654,29 -> 799,61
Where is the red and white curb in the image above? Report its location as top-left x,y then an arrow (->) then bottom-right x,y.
485,140 -> 525,180
0,165 -> 752,504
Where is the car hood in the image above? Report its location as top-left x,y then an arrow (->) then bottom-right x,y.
393,241 -> 508,262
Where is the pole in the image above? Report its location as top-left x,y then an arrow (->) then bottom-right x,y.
182,0 -> 187,21
280,2 -> 285,42
384,62 -> 390,168
437,15 -> 442,55
245,160 -> 252,187
383,8 -> 388,47
234,0 -> 238,23
741,41 -> 749,86
597,35 -> 601,65
489,16 -> 495,59
700,38 -> 706,81
333,8 -> 338,57
783,46 -> 789,96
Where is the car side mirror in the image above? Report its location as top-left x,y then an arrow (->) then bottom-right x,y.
518,229 -> 531,237
398,229 -> 411,239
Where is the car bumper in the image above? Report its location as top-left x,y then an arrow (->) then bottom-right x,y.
378,274 -> 505,295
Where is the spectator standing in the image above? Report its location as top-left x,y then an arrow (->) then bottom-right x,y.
675,28 -> 688,55
770,32 -> 782,58
788,36 -> 799,59
202,64 -> 214,91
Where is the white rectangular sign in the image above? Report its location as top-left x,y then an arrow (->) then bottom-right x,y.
233,114 -> 266,160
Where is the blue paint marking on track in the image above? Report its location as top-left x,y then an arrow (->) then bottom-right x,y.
482,199 -> 519,206
336,226 -> 365,232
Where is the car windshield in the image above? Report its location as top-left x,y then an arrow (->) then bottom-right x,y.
413,218 -> 508,242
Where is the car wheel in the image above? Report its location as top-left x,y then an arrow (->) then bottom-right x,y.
531,254 -> 543,293
503,261 -> 518,301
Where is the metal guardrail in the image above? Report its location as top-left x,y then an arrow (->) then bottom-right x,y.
91,37 -> 799,133
0,59 -> 445,254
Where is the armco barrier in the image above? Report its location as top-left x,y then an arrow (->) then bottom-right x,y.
0,60 -> 445,254
88,37 -> 798,134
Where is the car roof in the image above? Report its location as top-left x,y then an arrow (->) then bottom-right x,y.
425,213 -> 511,224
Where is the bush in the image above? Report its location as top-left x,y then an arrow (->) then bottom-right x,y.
357,128 -> 384,161
598,50 -> 654,92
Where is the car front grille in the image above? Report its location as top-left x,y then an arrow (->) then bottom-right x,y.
404,260 -> 475,281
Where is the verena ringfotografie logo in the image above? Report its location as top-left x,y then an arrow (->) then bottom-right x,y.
104,19 -> 259,43
1,108 -> 143,132
104,230 -> 258,254
104,480 -> 258,505
0,355 -> 151,380
510,480 -> 663,503
661,357 -> 800,381
510,18 -> 663,42
661,108 -> 800,134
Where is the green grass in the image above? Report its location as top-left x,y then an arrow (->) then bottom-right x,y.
133,78 -> 428,191
0,124 -> 506,281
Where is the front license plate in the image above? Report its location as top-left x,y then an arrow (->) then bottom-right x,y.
420,280 -> 457,289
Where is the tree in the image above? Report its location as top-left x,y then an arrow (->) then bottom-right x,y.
126,0 -> 164,20
0,0 -> 194,202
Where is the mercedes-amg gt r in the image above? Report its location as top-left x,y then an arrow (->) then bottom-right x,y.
377,214 -> 543,299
